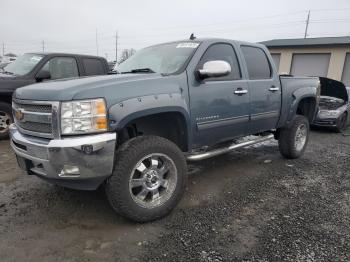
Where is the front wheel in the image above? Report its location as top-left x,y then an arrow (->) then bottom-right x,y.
105,136 -> 187,222
0,102 -> 13,140
278,115 -> 310,159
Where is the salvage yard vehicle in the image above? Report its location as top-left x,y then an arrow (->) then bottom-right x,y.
313,77 -> 349,132
10,38 -> 321,222
0,53 -> 109,139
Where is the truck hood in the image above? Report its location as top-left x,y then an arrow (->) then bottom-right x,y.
319,77 -> 348,102
14,74 -> 183,106
0,73 -> 34,94
0,72 -> 17,79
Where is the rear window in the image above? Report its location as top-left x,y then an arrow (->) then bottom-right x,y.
82,58 -> 105,75
241,46 -> 272,80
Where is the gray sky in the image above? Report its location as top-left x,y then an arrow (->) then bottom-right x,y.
1,0 -> 350,60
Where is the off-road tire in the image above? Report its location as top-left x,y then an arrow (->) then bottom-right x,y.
335,113 -> 347,133
0,102 -> 13,140
105,135 -> 187,222
278,115 -> 310,159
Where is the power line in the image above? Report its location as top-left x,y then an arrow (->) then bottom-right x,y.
3,8 -> 350,57
310,19 -> 350,23
91,7 -> 350,37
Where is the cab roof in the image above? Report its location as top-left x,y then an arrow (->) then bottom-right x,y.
26,52 -> 105,60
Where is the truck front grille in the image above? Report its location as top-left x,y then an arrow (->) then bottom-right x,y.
13,103 -> 52,114
17,121 -> 53,134
12,100 -> 59,139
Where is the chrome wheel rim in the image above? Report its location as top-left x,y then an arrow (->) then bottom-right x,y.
129,153 -> 177,209
295,124 -> 307,151
0,111 -> 12,134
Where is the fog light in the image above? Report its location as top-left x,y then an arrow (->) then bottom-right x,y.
81,144 -> 94,154
59,165 -> 80,177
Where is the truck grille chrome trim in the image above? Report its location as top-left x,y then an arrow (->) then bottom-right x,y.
12,99 -> 60,139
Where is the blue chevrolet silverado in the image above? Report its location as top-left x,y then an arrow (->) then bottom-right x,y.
10,38 -> 321,222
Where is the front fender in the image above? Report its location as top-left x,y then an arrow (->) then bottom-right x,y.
108,92 -> 192,143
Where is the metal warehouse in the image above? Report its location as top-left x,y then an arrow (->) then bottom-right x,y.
261,36 -> 350,86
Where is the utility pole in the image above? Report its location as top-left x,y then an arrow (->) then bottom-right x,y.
115,31 -> 118,63
95,28 -> 99,56
2,42 -> 4,56
304,10 -> 310,38
42,40 -> 45,52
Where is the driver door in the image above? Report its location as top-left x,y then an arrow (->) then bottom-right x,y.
36,57 -> 79,81
189,43 -> 250,147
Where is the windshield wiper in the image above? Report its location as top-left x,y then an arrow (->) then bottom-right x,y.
121,68 -> 155,74
2,70 -> 14,75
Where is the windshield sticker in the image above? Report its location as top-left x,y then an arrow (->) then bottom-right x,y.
176,43 -> 199,48
30,56 -> 43,62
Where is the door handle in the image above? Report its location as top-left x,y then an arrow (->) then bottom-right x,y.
269,86 -> 280,92
234,88 -> 248,95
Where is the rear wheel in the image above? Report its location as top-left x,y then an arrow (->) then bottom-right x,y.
105,136 -> 187,222
0,102 -> 13,140
278,115 -> 310,159
335,113 -> 347,133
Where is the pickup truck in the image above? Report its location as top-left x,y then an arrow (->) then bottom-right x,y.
10,38 -> 320,222
0,53 -> 109,139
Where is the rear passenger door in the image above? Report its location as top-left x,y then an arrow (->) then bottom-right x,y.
241,45 -> 281,134
82,58 -> 106,76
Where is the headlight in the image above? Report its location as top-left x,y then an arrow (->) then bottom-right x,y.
318,110 -> 339,117
61,99 -> 107,135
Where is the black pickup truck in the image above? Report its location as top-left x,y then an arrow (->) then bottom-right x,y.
0,53 -> 109,139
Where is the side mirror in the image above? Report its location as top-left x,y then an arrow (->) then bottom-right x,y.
35,70 -> 51,82
197,60 -> 231,79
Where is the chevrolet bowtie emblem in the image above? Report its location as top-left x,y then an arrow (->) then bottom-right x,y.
15,109 -> 24,121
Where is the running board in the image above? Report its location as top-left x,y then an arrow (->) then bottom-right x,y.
186,134 -> 274,161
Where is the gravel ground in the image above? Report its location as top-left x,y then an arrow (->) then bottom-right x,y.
0,127 -> 349,261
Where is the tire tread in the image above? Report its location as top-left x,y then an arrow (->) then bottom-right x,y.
105,135 -> 187,222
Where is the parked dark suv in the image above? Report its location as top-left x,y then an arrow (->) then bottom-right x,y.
0,53 -> 109,139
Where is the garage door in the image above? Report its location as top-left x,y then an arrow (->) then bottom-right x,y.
291,53 -> 331,77
271,53 -> 281,71
342,53 -> 350,86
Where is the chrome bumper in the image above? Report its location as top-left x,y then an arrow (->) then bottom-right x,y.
9,124 -> 116,190
313,118 -> 337,127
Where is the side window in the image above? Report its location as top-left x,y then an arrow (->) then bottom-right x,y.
83,58 -> 105,75
38,57 -> 79,80
197,43 -> 241,81
241,46 -> 272,80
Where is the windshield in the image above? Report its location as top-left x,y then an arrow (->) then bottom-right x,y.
117,42 -> 200,75
4,53 -> 44,75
